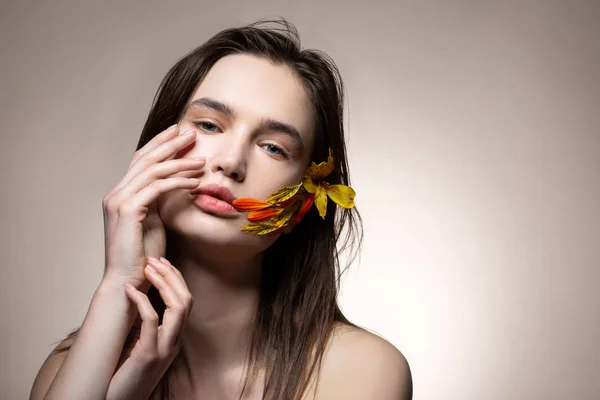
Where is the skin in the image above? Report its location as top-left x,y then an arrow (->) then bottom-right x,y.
30,53 -> 412,400
157,54 -> 412,399
157,53 -> 318,397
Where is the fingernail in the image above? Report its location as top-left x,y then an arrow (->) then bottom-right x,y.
166,124 -> 178,133
145,264 -> 157,273
126,283 -> 136,291
159,257 -> 170,265
182,128 -> 195,136
147,256 -> 159,263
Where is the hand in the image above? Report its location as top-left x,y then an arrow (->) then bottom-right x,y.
101,124 -> 204,287
106,256 -> 194,400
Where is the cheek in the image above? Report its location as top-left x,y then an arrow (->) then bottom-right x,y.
155,188 -> 182,228
248,162 -> 304,198
174,134 -> 217,159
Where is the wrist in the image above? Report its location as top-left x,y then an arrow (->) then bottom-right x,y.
100,272 -> 149,292
93,278 -> 139,322
97,277 -> 129,296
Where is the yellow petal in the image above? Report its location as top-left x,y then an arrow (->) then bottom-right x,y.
266,183 -> 302,204
272,201 -> 299,225
303,174 -> 316,193
314,184 -> 328,219
325,184 -> 356,209
305,149 -> 334,180
241,202 -> 301,235
241,223 -> 282,235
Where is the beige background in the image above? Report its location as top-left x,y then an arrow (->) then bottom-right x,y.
1,1 -> 599,399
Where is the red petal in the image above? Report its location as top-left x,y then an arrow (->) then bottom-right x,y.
299,194 -> 315,215
293,195 -> 315,224
279,196 -> 299,207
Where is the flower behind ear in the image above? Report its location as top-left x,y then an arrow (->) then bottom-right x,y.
304,148 -> 334,181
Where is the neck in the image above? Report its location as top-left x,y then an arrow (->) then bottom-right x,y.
168,237 -> 264,385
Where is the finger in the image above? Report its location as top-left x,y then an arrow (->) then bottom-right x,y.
126,126 -> 196,179
129,124 -> 179,168
159,256 -> 186,282
122,176 -> 201,214
148,257 -> 193,316
143,264 -> 187,347
113,127 -> 198,194
124,284 -> 159,350
118,157 -> 206,197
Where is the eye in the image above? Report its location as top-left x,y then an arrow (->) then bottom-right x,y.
261,143 -> 289,159
194,121 -> 220,133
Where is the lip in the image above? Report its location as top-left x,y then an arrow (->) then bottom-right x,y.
190,184 -> 239,215
190,184 -> 236,203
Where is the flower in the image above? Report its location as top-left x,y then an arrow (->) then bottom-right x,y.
302,149 -> 356,218
231,148 -> 356,236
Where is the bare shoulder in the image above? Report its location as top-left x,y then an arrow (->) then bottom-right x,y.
29,334 -> 76,400
312,322 -> 413,400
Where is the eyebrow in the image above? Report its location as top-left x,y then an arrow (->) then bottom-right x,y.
186,97 -> 305,151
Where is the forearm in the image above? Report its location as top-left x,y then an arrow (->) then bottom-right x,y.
44,279 -> 137,400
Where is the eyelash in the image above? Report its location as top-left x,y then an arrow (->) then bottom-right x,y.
261,143 -> 289,159
192,120 -> 289,159
194,121 -> 220,133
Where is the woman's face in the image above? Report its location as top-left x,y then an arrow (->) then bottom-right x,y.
158,53 -> 316,254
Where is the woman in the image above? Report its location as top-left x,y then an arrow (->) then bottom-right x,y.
30,19 -> 412,400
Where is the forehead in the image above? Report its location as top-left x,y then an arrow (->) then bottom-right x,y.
189,54 -> 315,146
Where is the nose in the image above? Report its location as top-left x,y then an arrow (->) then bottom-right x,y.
209,142 -> 246,182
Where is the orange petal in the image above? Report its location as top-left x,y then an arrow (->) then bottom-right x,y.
247,207 -> 283,222
232,198 -> 271,211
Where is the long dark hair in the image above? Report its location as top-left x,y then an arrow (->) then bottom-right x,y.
57,18 -> 363,400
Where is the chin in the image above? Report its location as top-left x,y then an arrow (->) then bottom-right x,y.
160,196 -> 279,257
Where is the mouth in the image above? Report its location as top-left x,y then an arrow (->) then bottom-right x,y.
190,183 -> 239,215
190,184 -> 236,204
